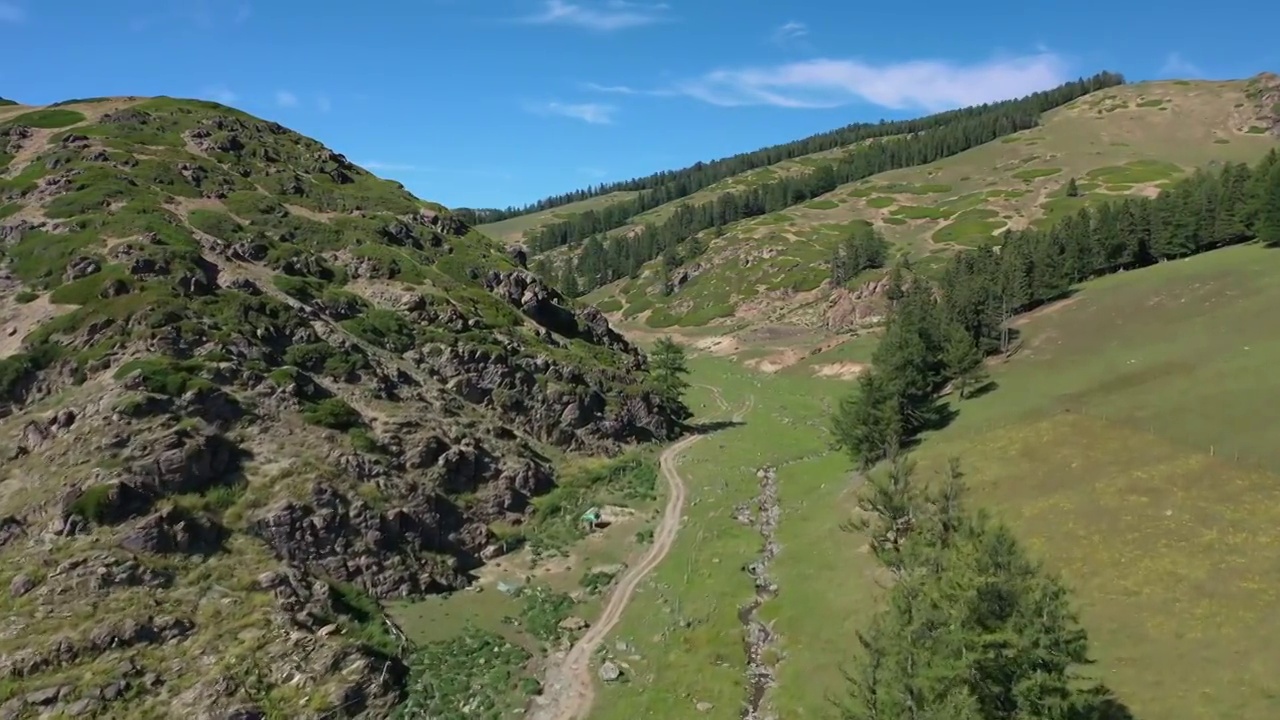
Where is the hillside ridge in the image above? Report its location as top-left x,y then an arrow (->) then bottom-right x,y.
556,73 -> 1280,364
0,95 -> 685,717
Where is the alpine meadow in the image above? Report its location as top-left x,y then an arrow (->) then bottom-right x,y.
3,3 -> 1280,719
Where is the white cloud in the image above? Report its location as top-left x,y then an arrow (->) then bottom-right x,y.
527,100 -> 617,124
521,0 -> 669,31
275,90 -> 299,108
772,21 -> 807,45
673,52 -> 1071,112
581,81 -> 675,97
0,2 -> 25,23
1159,52 -> 1203,79
317,95 -> 332,113
202,85 -> 239,105
360,161 -> 420,172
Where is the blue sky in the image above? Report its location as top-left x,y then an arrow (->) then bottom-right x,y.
0,1 -> 1276,209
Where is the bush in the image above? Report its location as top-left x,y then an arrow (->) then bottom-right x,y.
302,398 -> 362,430
67,484 -> 115,523
396,626 -> 534,720
516,585 -> 577,642
113,357 -> 211,396
341,309 -> 417,353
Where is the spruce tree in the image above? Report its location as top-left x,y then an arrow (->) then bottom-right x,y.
648,336 -> 690,414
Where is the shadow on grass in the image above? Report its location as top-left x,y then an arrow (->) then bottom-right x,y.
691,418 -> 746,434
960,378 -> 999,401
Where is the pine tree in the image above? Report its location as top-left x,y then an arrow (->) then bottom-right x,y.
941,321 -> 988,400
648,336 -> 690,413
559,267 -> 581,298
1064,176 -> 1080,197
1257,161 -> 1280,245
844,458 -> 1121,720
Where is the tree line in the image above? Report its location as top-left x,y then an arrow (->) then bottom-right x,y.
459,73 -> 1124,226
841,454 -> 1133,719
833,149 -> 1280,467
531,73 -> 1125,295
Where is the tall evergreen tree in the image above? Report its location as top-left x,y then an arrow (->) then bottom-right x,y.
648,336 -> 691,413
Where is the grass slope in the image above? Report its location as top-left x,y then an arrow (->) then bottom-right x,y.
477,191 -> 640,245
597,242 -> 1280,720
584,77 -> 1279,334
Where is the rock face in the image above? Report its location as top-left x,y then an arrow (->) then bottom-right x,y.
0,95 -> 687,718
824,276 -> 894,331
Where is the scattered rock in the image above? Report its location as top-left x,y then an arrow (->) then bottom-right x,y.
598,661 -> 622,682
8,573 -> 36,598
558,616 -> 589,632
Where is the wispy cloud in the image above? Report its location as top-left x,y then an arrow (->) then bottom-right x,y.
360,161 -> 421,172
526,100 -> 617,124
672,52 -> 1071,112
579,167 -> 609,178
317,95 -> 333,113
0,2 -> 25,23
771,21 -> 807,45
520,0 -> 669,31
201,85 -> 239,105
275,90 -> 299,108
233,2 -> 252,24
1159,52 -> 1203,79
581,81 -> 675,97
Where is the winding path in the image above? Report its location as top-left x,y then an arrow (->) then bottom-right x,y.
529,389 -> 748,720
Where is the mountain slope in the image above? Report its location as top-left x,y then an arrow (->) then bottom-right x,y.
0,96 -> 684,718
575,75 -> 1280,354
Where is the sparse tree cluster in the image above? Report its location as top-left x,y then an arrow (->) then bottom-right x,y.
830,225 -> 891,286
529,74 -> 1125,295
842,457 -> 1127,720
834,149 -> 1280,467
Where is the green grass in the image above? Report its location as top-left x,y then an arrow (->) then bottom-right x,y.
592,359 -> 877,719
889,205 -> 952,220
865,196 -> 895,209
6,108 -> 86,129
589,243 -> 1280,720
895,244 -> 1280,720
1086,159 -> 1183,184
1136,98 -> 1167,108
929,208 -> 1004,247
1012,167 -> 1063,180
803,199 -> 839,210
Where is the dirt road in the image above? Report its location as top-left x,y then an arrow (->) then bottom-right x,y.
528,392 -> 748,720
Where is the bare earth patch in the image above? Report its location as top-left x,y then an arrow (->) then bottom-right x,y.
694,335 -> 743,356
811,361 -> 869,380
0,295 -> 77,359
746,348 -> 806,373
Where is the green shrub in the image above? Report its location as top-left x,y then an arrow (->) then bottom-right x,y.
341,309 -> 417,352
516,585 -> 577,642
14,290 -> 37,304
397,626 -> 533,719
68,484 -> 115,523
113,357 -> 211,396
302,398 -> 362,430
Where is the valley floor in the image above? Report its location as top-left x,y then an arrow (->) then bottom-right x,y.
395,243 -> 1280,720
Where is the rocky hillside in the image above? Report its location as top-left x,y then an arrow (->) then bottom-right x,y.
548,75 -> 1280,358
0,97 -> 685,718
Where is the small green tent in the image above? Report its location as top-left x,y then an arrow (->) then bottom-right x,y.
581,507 -> 602,528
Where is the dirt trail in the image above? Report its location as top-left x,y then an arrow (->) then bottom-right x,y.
529,391 -> 750,720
